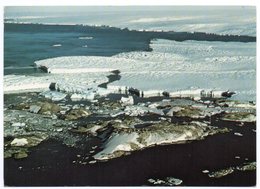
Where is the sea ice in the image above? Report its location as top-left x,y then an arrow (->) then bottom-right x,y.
70,93 -> 85,101
40,91 -> 67,101
120,96 -> 134,106
109,39 -> 256,101
4,73 -> 108,94
52,44 -> 62,47
5,38 -> 255,102
78,36 -> 93,40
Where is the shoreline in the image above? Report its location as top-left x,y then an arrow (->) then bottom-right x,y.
3,90 -> 256,186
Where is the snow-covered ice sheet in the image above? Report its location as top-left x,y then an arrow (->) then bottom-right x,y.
34,40 -> 255,74
110,71 -> 255,101
111,40 -> 256,101
5,7 -> 256,36
34,56 -> 121,73
4,73 -> 108,94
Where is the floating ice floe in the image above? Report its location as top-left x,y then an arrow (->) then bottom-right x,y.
124,106 -> 149,117
120,96 -> 134,106
52,44 -> 62,47
40,90 -> 67,101
78,36 -> 93,40
234,132 -> 243,137
70,93 -> 85,101
202,170 -> 210,174
70,93 -> 95,101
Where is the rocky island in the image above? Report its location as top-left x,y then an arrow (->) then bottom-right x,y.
4,79 -> 256,185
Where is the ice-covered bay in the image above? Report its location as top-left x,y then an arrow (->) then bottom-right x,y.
34,40 -> 255,75
5,39 -> 255,101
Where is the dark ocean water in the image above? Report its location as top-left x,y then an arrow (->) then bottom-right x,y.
4,23 -> 152,75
